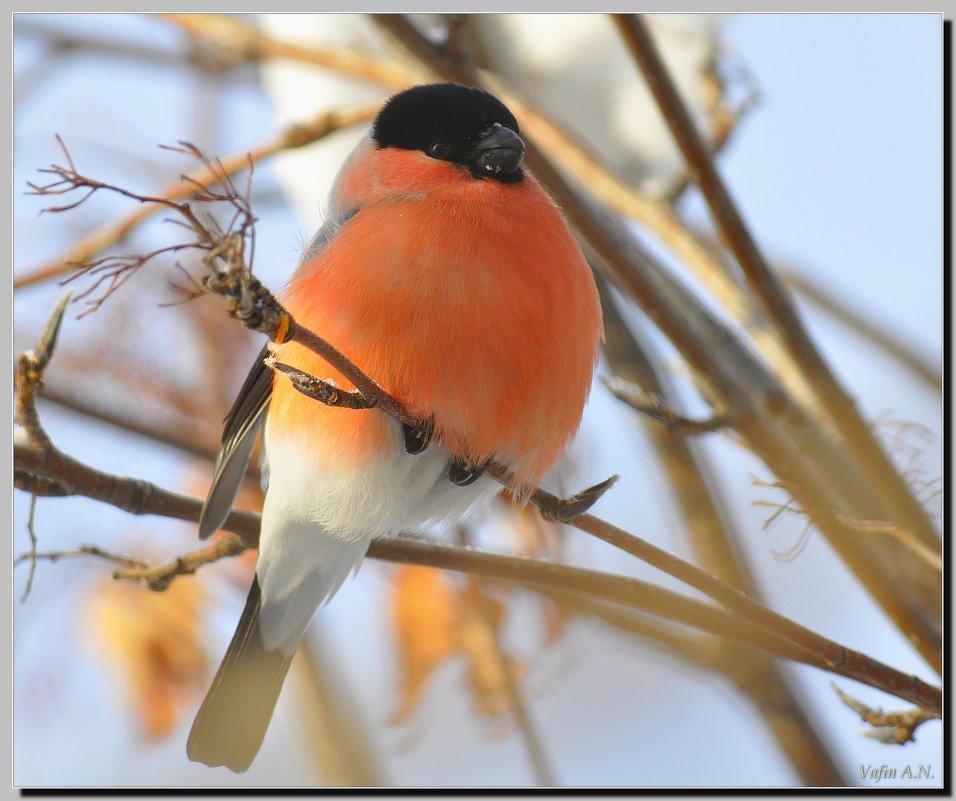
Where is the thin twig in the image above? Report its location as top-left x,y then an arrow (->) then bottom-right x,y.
27,142 -> 260,312
833,683 -> 940,745
600,375 -> 730,435
824,513 -> 942,574
751,477 -> 942,574
14,545 -> 151,571
658,39 -> 761,204
21,495 -> 40,603
267,357 -> 379,410
111,534 -> 249,591
14,290 -> 73,451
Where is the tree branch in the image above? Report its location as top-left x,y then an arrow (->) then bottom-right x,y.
15,17 -> 259,77
780,268 -> 942,392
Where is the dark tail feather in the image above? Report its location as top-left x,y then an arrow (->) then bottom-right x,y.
187,578 -> 294,772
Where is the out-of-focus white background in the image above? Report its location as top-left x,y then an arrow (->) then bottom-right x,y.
13,13 -> 942,788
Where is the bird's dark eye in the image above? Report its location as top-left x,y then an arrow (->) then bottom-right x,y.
428,140 -> 452,159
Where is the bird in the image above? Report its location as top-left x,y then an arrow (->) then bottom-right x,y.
186,81 -> 603,773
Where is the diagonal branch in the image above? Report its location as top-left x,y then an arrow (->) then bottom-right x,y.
37,384 -> 222,464
688,227 -> 942,393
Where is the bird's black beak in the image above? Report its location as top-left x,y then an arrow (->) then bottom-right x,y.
470,123 -> 525,177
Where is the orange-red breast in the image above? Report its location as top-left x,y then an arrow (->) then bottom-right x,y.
187,82 -> 602,772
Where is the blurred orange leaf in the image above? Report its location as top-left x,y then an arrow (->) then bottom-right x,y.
456,579 -> 523,721
83,572 -> 209,740
389,566 -> 525,729
389,564 -> 458,725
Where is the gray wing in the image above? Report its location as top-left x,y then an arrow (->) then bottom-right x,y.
198,216 -> 346,540
198,344 -> 273,540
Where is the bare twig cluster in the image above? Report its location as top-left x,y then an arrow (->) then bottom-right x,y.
27,139 -> 259,315
15,103 -> 379,292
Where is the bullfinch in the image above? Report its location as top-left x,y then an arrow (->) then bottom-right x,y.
187,82 -> 603,772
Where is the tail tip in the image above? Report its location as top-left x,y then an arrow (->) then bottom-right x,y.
186,734 -> 255,773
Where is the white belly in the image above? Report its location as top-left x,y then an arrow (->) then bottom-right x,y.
254,413 -> 499,653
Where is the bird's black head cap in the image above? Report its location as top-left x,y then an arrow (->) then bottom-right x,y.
372,82 -> 524,184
